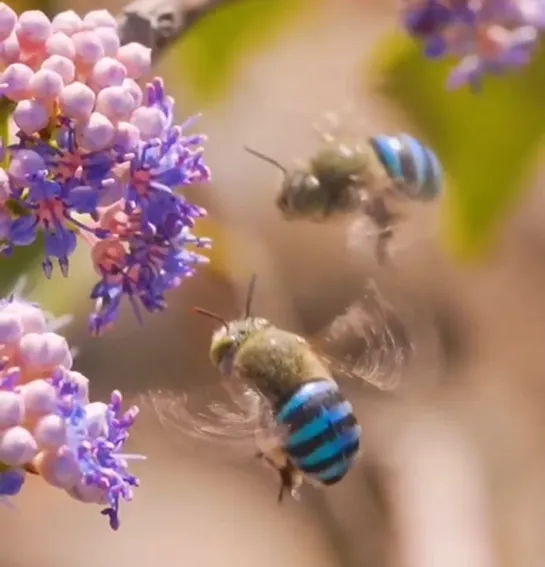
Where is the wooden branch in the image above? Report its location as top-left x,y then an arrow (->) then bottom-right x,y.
117,0 -> 235,61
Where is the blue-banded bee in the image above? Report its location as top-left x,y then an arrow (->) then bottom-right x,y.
245,132 -> 443,264
192,275 -> 361,500
145,277 -> 410,502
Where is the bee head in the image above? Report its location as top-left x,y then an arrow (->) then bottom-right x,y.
209,317 -> 271,374
193,274 -> 271,375
243,146 -> 327,220
277,170 -> 323,220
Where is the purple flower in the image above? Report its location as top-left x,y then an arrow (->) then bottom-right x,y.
0,290 -> 143,529
0,7 -> 211,333
51,374 -> 142,530
89,220 -> 211,335
0,468 -> 25,498
400,0 -> 545,88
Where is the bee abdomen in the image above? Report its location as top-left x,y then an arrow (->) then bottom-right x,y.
275,379 -> 361,486
369,133 -> 442,201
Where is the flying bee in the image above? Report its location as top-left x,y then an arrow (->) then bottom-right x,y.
245,131 -> 443,264
145,276 -> 411,503
192,274 -> 362,501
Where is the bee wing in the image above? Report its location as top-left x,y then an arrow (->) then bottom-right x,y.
312,280 -> 413,392
139,379 -> 287,464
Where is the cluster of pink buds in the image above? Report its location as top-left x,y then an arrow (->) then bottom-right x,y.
0,6 -> 212,334
0,288 -> 142,530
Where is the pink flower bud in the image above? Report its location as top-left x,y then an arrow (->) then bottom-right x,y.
16,10 -> 52,49
51,10 -> 82,36
29,67 -> 64,101
35,446 -> 80,488
34,414 -> 66,449
90,57 -> 126,90
0,63 -> 33,101
13,99 -> 49,134
82,9 -> 117,30
122,77 -> 142,107
72,30 -> 104,66
131,106 -> 168,140
0,3 -> 17,43
116,42 -> 151,79
41,54 -> 75,85
0,391 -> 24,429
59,81 -> 95,120
8,148 -> 46,183
0,312 -> 23,343
19,332 -> 72,371
0,33 -> 20,65
46,31 -> 75,59
112,121 -> 140,152
79,111 -> 114,151
1,299 -> 47,334
95,85 -> 135,121
84,401 -> 110,439
18,379 -> 56,415
0,426 -> 37,466
93,26 -> 119,57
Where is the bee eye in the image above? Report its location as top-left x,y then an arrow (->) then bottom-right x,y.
305,175 -> 320,189
210,336 -> 236,367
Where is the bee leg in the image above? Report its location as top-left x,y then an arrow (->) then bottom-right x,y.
277,461 -> 300,503
375,226 -> 394,266
256,448 -> 301,503
362,196 -> 397,265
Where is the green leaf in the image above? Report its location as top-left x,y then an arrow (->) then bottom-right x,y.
0,236 -> 44,297
368,34 -> 545,260
177,0 -> 317,105
0,98 -> 14,169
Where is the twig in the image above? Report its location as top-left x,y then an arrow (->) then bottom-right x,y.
117,0 -> 236,61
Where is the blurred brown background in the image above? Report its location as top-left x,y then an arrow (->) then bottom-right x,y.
4,1 -> 545,567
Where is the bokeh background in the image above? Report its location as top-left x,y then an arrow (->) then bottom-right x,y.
3,1 -> 545,566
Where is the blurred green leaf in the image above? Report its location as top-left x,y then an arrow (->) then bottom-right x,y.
0,236 -> 44,297
0,1 -> 60,299
33,243 -> 95,316
0,97 -> 44,297
9,0 -> 53,15
0,99 -> 13,169
178,0 -> 317,105
368,34 -> 545,260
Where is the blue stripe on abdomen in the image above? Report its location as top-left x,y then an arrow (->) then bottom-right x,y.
315,457 -> 358,484
295,425 -> 361,468
275,379 -> 361,487
275,379 -> 339,423
399,133 -> 427,186
370,135 -> 403,180
285,401 -> 353,447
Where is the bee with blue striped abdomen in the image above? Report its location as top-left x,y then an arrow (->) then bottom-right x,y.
245,131 -> 443,264
144,276 -> 410,502
191,275 -> 362,501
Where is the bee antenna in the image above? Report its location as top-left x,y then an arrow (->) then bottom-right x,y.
244,274 -> 257,318
244,146 -> 288,175
192,307 -> 229,330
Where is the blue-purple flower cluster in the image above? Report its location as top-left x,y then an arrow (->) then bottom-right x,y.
0,291 -> 142,530
401,0 -> 545,88
0,6 -> 212,334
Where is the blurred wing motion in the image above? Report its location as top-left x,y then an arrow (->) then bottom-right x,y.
140,379 -> 284,463
314,280 -> 414,391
